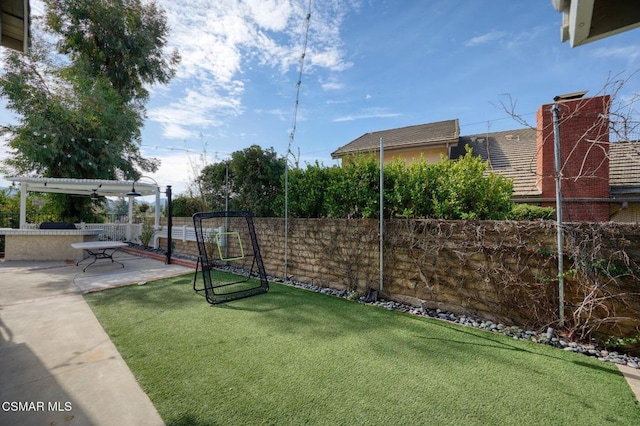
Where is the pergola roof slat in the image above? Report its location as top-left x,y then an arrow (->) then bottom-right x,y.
8,176 -> 159,197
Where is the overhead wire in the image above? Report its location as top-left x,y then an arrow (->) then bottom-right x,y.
284,0 -> 312,282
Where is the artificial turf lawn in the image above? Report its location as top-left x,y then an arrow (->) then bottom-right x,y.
84,273 -> 640,425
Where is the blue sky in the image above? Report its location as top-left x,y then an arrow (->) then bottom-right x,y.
1,0 -> 640,195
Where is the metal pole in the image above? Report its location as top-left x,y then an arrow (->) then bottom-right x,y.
166,185 -> 173,265
225,161 -> 230,260
552,103 -> 565,326
127,194 -> 134,242
284,158 -> 289,281
379,137 -> 384,294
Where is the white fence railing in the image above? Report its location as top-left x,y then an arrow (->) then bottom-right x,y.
19,222 -> 218,249
21,222 -> 142,242
79,223 -> 141,242
153,225 -> 225,247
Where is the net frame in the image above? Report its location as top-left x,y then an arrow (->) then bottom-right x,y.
192,210 -> 269,304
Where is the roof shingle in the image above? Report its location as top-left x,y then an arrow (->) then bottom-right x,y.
331,119 -> 460,158
452,128 -> 540,197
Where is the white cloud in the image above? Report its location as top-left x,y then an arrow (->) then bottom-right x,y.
245,0 -> 292,31
319,76 -> 345,91
255,108 -> 289,121
321,81 -> 344,91
333,108 -> 400,122
465,30 -> 506,47
310,49 -> 352,71
149,0 -> 358,140
591,45 -> 640,61
143,151 -> 203,196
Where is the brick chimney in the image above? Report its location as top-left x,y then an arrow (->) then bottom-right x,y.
536,95 -> 611,222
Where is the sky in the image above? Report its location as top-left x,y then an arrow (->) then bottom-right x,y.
1,0 -> 640,196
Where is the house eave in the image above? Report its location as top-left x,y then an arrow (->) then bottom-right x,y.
332,138 -> 459,159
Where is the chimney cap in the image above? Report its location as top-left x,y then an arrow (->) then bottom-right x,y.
553,91 -> 588,102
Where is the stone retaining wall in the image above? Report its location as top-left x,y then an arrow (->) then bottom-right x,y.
161,217 -> 640,336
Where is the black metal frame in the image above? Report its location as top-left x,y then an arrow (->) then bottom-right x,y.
76,246 -> 125,272
192,210 -> 268,304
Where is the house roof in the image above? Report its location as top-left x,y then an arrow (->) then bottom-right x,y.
452,128 -> 540,197
610,141 -> 640,195
332,118 -> 640,198
331,119 -> 460,159
454,129 -> 640,198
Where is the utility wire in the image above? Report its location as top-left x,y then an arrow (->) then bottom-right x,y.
287,0 -> 312,162
284,0 -> 312,281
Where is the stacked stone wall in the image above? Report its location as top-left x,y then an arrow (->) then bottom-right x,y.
160,217 -> 640,336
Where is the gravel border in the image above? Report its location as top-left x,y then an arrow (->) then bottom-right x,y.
267,276 -> 640,370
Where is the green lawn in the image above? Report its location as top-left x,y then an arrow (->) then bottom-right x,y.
85,274 -> 640,425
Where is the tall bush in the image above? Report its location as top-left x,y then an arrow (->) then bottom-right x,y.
281,150 -> 514,220
325,155 -> 381,218
283,161 -> 332,218
431,148 -> 513,220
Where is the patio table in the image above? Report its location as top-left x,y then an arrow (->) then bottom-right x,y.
70,241 -> 128,272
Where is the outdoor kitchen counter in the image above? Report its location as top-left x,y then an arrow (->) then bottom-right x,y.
0,228 -> 103,261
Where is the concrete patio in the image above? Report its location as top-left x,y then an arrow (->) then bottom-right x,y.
0,251 -> 193,426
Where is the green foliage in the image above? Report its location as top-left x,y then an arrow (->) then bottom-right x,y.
39,193 -> 105,223
197,146 -> 516,220
111,198 -> 131,217
280,149 -> 515,220
508,204 -> 556,220
282,161 -> 333,218
590,258 -> 635,278
138,202 -> 151,214
139,219 -> 156,248
0,0 -> 179,221
386,158 -> 438,218
199,145 -> 285,217
430,148 -> 513,220
232,145 -> 286,217
171,197 -> 206,218
603,333 -> 640,351
45,0 -> 180,104
325,155 -> 381,218
198,161 -> 230,211
0,190 -> 19,228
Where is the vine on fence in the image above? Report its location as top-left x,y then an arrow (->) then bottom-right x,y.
385,219 -> 640,343
563,223 -> 640,342
314,220 -> 379,294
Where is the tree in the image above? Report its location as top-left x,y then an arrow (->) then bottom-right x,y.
199,145 -> 286,217
198,161 -> 231,211
231,145 -> 286,216
0,0 -> 180,220
171,196 -> 206,218
45,0 -> 179,104
111,198 -> 130,218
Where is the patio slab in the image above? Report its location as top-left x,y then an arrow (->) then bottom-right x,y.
0,252 -> 193,425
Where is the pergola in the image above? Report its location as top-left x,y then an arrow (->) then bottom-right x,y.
9,176 -> 162,231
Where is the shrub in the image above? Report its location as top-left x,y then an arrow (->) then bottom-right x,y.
139,220 -> 156,247
170,196 -> 206,217
508,204 -> 556,220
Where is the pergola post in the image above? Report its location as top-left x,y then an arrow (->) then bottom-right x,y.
19,182 -> 27,228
